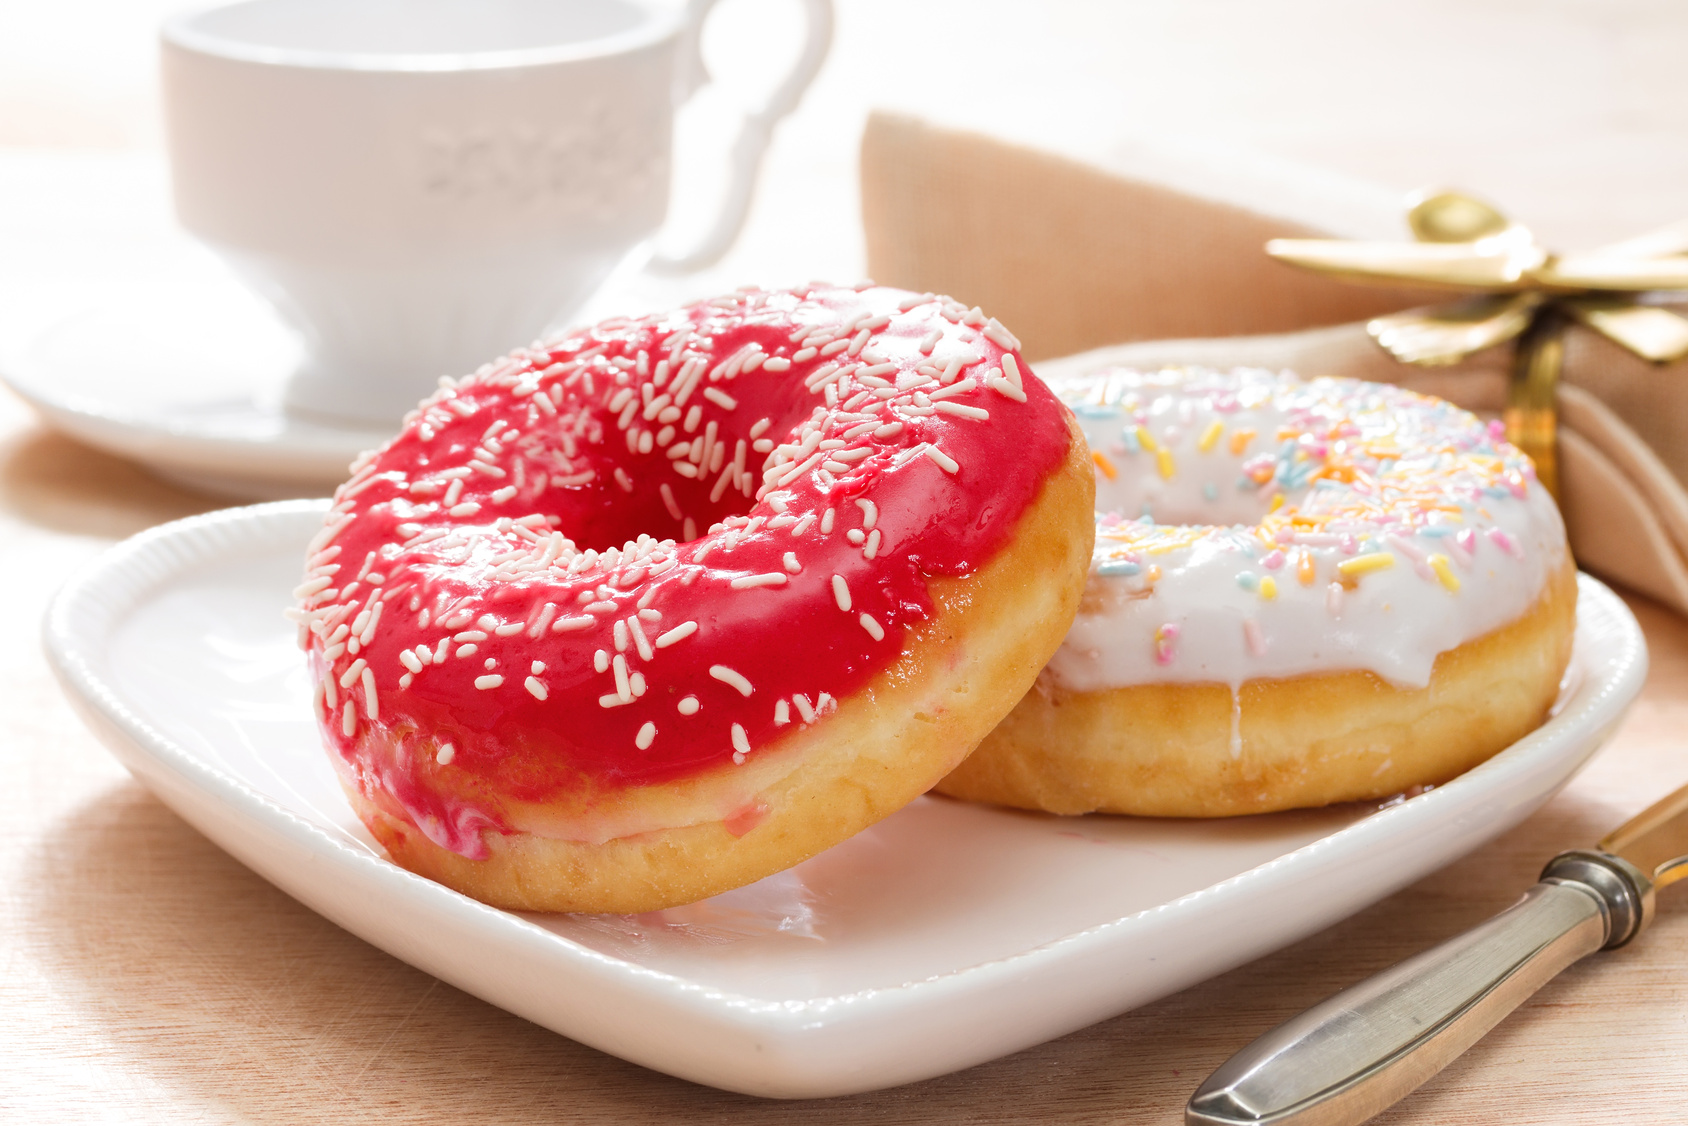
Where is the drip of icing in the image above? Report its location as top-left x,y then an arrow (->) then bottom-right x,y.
292,285 -> 1071,857
1051,367 -> 1567,692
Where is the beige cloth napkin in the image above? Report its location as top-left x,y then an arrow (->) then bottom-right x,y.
860,112 -> 1688,615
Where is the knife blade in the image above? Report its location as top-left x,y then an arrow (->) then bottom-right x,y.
1185,780 -> 1688,1126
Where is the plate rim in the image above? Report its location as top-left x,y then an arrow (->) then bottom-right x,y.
41,498 -> 1650,1094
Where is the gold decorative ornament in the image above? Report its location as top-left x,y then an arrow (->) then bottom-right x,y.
1266,190 -> 1688,498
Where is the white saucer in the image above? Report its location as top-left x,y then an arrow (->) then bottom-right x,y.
0,270 -> 392,501
44,499 -> 1646,1098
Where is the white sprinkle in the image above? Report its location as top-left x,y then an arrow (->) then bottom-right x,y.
710,665 -> 754,697
494,623 -> 525,637
524,676 -> 548,700
731,723 -> 751,755
531,660 -> 546,674
703,387 -> 738,410
631,671 -> 647,697
1001,352 -> 1024,386
342,701 -> 356,737
983,318 -> 1020,351
339,658 -> 368,690
655,621 -> 698,648
860,613 -> 885,641
762,356 -> 792,372
659,483 -> 683,521
873,421 -> 904,439
491,485 -> 518,503
678,695 -> 700,715
793,693 -> 817,723
847,528 -> 866,545
594,649 -> 610,673
449,502 -> 481,517
552,614 -> 595,632
436,743 -> 455,765
831,575 -> 852,611
362,667 -> 379,718
614,468 -> 634,492
635,721 -> 657,750
614,618 -> 629,653
627,615 -> 655,661
599,693 -> 632,708
856,498 -> 878,529
934,401 -> 989,420
775,699 -> 790,725
454,630 -> 488,642
924,445 -> 960,474
475,674 -> 504,690
731,572 -> 788,590
986,375 -> 1028,402
821,508 -> 835,534
613,654 -> 632,701
783,551 -> 801,573
749,417 -> 772,438
639,608 -> 662,621
399,650 -> 423,674
863,529 -> 881,559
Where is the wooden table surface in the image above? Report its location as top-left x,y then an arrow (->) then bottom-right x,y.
6,2 -> 1688,1122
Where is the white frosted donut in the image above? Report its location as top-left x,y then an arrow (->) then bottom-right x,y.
937,367 -> 1576,816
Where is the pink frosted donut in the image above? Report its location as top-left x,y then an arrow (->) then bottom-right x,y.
293,284 -> 1095,911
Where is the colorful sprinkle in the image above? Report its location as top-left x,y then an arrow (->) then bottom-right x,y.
1297,551 -> 1316,585
1429,553 -> 1461,592
1337,553 -> 1396,578
1154,622 -> 1180,665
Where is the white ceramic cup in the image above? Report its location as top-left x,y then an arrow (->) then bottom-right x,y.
161,0 -> 831,425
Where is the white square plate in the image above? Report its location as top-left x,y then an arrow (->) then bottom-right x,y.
44,500 -> 1645,1098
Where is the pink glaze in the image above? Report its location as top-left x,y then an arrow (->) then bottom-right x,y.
293,285 -> 1074,857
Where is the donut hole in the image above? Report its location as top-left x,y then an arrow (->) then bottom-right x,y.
1095,472 -> 1296,530
522,378 -> 823,553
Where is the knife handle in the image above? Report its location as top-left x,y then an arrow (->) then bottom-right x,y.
1186,850 -> 1654,1126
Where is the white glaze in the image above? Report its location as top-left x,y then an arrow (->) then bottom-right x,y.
1048,368 -> 1568,691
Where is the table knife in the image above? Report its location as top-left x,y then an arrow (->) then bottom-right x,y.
1186,781 -> 1688,1126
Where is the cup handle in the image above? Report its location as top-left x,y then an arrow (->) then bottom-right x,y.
647,0 -> 834,273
